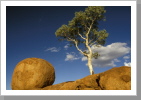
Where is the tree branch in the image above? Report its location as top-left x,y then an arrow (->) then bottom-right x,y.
88,38 -> 95,44
78,30 -> 86,40
74,41 -> 88,56
87,15 -> 98,34
84,17 -> 98,57
67,37 -> 75,42
87,19 -> 95,35
85,20 -> 94,53
89,36 -> 101,47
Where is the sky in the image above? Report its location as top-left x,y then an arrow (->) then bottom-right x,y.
6,6 -> 131,90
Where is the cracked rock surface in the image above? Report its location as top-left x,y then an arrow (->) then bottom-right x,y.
41,66 -> 131,90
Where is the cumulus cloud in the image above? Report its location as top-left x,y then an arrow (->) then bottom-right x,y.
124,62 -> 131,67
82,42 -> 130,67
65,52 -> 80,61
123,55 -> 131,66
123,55 -> 130,59
82,56 -> 87,61
113,59 -> 120,62
45,47 -> 61,52
64,44 -> 70,50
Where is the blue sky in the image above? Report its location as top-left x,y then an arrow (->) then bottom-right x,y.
6,6 -> 131,90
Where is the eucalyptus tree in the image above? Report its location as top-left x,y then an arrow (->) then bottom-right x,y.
55,6 -> 109,75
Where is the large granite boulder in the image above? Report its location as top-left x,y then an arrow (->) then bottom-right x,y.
39,66 -> 131,90
74,74 -> 102,90
40,75 -> 101,90
99,66 -> 131,90
41,81 -> 75,90
11,58 -> 55,90
11,63 -> 131,90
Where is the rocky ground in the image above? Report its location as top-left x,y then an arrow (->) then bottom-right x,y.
11,58 -> 131,90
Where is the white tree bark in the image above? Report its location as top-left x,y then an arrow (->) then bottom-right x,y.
85,21 -> 94,75
74,40 -> 94,75
73,20 -> 95,75
87,55 -> 94,75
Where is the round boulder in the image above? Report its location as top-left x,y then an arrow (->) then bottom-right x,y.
11,58 -> 55,90
99,66 -> 131,90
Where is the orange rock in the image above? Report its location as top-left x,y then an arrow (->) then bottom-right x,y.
40,66 -> 131,90
11,64 -> 131,90
99,66 -> 131,90
11,58 -> 55,90
41,81 -> 74,90
75,74 -> 101,90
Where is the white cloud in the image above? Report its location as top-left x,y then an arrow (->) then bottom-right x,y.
123,55 -> 130,59
64,44 -> 69,50
124,62 -> 131,67
82,56 -> 87,61
65,52 -> 80,61
45,47 -> 61,52
82,42 -> 130,67
113,59 -> 120,62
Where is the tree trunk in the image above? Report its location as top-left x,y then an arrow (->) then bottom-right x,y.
87,55 -> 94,75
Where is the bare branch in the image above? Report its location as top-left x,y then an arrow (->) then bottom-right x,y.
67,37 -> 75,42
74,41 -> 88,56
86,16 -> 98,36
84,24 -> 89,30
89,36 -> 98,46
84,19 -> 96,56
88,38 -> 95,44
89,36 -> 101,47
78,30 -> 86,40
89,40 -> 98,47
87,19 -> 95,35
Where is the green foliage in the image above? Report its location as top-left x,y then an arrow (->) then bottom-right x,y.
92,52 -> 100,59
91,29 -> 109,45
55,6 -> 109,59
55,6 -> 108,45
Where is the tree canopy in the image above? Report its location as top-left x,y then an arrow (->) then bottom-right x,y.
55,6 -> 109,75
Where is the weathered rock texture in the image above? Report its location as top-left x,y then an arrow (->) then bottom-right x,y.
11,57 -> 131,90
40,66 -> 131,90
99,66 -> 131,90
11,58 -> 55,90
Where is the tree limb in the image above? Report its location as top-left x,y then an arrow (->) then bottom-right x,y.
85,20 -> 95,54
74,41 -> 88,56
78,30 -> 86,40
67,37 -> 75,42
89,36 -> 101,47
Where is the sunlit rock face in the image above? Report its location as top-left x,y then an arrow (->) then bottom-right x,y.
11,58 -> 55,90
41,66 -> 131,90
11,58 -> 131,90
99,66 -> 131,90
